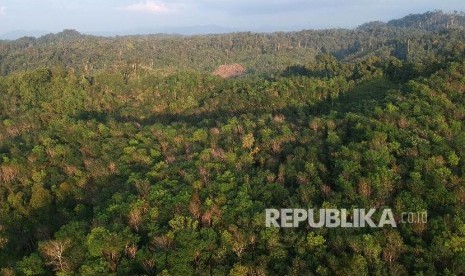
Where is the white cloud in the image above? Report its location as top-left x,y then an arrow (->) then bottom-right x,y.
124,1 -> 171,13
0,6 -> 6,16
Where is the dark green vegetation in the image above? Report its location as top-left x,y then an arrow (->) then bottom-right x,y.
1,11 -> 465,275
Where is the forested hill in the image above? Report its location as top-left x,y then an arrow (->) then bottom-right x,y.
2,10 -> 465,275
387,10 -> 465,30
0,11 -> 464,76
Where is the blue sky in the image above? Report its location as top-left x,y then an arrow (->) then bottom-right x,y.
0,0 -> 463,35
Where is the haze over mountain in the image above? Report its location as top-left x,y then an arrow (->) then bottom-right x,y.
0,0 -> 464,38
2,10 -> 464,41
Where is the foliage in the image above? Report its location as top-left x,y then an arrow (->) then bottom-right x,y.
0,10 -> 465,275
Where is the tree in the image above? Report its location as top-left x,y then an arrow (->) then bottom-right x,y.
16,253 -> 46,276
39,239 -> 71,272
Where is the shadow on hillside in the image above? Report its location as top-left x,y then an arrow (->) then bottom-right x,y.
75,78 -> 398,128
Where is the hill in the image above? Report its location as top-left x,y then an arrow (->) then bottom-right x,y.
0,11 -> 464,76
387,10 -> 465,30
1,10 -> 465,275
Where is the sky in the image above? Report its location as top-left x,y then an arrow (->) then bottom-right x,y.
0,0 -> 464,36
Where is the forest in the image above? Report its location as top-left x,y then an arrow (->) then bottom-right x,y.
0,10 -> 465,275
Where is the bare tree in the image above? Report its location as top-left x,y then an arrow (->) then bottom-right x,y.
39,240 -> 71,272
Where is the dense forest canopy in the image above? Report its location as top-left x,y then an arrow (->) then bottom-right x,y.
1,10 -> 465,275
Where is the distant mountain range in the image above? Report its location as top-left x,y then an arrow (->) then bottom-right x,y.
2,11 -> 464,40
0,25 -> 244,40
90,25 -> 239,37
0,25 -> 314,40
